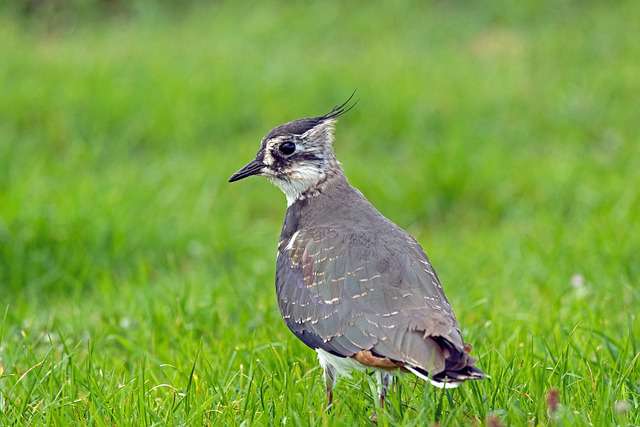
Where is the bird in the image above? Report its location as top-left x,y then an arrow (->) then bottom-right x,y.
228,95 -> 485,410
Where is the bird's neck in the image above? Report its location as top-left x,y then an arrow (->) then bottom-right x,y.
275,161 -> 345,207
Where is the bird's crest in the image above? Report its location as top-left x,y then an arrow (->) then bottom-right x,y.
264,91 -> 358,140
318,90 -> 359,122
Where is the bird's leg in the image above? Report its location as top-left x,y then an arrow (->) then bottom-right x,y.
376,370 -> 392,409
370,371 -> 392,423
324,364 -> 336,411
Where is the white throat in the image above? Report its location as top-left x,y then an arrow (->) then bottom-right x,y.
270,166 -> 326,206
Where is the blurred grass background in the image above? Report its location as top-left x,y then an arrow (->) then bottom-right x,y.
0,1 -> 639,425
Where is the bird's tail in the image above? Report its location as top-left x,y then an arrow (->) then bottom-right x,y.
407,337 -> 487,388
407,364 -> 485,389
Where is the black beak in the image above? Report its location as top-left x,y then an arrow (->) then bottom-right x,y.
228,159 -> 265,182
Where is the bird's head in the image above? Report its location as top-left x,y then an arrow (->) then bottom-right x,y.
229,95 -> 356,205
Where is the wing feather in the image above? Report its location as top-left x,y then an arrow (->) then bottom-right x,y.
276,225 -> 470,376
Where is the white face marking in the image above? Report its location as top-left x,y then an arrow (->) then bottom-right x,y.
260,120 -> 338,206
262,137 -> 282,166
261,136 -> 328,206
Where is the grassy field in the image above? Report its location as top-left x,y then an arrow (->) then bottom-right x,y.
1,1 -> 639,425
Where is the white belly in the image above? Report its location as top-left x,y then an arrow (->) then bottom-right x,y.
316,348 -> 459,389
316,348 -> 365,378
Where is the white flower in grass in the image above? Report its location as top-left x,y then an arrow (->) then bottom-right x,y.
119,317 -> 131,329
570,273 -> 589,298
614,400 -> 631,414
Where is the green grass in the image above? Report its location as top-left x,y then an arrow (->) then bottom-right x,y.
1,1 -> 639,425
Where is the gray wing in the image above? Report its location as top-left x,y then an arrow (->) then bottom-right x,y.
276,225 -> 473,377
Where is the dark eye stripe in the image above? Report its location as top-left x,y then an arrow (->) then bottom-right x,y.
297,153 -> 322,162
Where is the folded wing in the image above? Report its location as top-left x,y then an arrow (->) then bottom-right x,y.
276,225 -> 483,382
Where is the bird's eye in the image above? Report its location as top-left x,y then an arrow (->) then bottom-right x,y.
278,141 -> 296,156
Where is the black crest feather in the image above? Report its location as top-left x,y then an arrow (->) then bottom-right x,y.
320,90 -> 359,121
265,91 -> 358,139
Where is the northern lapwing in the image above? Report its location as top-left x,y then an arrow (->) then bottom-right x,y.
229,96 -> 485,410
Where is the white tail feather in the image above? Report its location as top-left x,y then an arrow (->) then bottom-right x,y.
406,367 -> 461,389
